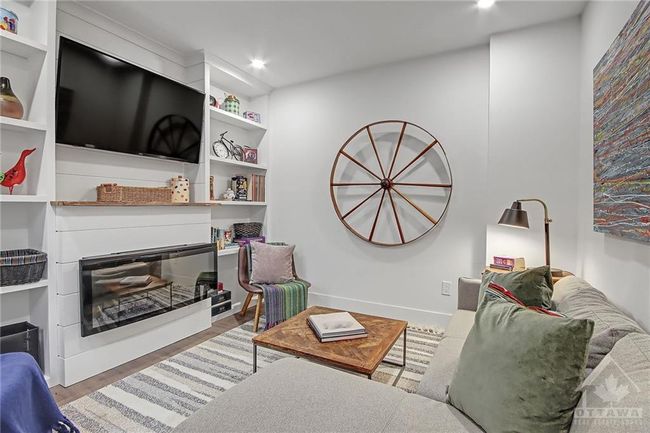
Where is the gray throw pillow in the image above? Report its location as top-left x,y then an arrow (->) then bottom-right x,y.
448,297 -> 594,433
250,242 -> 295,284
553,276 -> 644,371
479,265 -> 554,308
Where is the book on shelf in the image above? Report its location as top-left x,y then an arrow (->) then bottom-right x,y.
489,263 -> 514,271
492,256 -> 526,271
307,312 -> 367,343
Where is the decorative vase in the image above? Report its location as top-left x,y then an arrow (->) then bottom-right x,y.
170,175 -> 190,203
0,77 -> 24,119
222,95 -> 240,115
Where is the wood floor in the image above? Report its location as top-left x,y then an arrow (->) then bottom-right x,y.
51,307 -> 256,406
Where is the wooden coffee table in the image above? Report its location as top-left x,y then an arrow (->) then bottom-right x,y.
252,306 -> 408,379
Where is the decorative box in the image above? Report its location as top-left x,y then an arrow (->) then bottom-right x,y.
243,111 -> 261,123
243,147 -> 257,164
170,176 -> 190,203
222,95 -> 240,115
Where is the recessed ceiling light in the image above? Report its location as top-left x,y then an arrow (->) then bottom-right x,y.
251,58 -> 266,69
477,0 -> 495,9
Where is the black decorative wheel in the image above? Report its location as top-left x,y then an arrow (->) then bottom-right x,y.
330,120 -> 453,246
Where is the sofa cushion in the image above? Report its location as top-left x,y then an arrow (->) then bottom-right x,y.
173,357 -> 482,433
479,266 -> 554,309
552,276 -> 645,371
448,297 -> 594,433
570,333 -> 650,433
444,310 -> 475,340
416,336 -> 465,402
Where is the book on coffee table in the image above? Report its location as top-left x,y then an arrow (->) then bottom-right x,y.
307,312 -> 368,343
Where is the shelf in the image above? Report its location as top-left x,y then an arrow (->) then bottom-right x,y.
217,248 -> 240,257
0,279 -> 48,295
209,156 -> 267,171
209,107 -> 267,131
0,31 -> 47,61
212,200 -> 267,206
0,195 -> 48,203
0,117 -> 47,134
51,201 -> 216,207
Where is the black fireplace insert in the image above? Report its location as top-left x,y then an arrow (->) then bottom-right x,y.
79,243 -> 217,336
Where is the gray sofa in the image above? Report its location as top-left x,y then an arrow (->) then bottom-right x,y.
175,276 -> 650,432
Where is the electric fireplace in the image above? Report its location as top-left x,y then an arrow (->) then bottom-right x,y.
79,243 -> 217,336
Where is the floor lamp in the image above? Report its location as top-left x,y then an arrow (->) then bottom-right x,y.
498,199 -> 552,268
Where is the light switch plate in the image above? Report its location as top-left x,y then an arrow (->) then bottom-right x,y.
441,280 -> 452,296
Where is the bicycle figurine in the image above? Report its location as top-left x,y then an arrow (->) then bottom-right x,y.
212,131 -> 244,161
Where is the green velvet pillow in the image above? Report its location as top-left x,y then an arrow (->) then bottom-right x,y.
479,266 -> 554,308
448,297 -> 594,433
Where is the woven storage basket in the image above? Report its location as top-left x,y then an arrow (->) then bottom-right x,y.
233,222 -> 263,238
0,249 -> 47,286
97,184 -> 172,203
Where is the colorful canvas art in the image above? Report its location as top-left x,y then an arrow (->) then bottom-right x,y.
593,1 -> 650,242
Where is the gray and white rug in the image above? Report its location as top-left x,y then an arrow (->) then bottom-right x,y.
62,320 -> 444,433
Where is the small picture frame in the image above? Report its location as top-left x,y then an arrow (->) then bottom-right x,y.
243,147 -> 258,164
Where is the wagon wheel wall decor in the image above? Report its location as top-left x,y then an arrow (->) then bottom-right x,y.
329,120 -> 452,246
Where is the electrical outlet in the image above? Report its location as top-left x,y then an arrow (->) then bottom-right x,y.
441,280 -> 452,296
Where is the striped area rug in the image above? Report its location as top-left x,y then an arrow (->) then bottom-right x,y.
62,320 -> 444,433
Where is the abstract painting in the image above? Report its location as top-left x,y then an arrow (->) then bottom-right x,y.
593,0 -> 650,242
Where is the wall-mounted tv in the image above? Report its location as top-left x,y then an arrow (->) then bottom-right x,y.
56,37 -> 204,164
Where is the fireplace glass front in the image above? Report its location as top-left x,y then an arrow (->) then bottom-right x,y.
79,243 -> 217,336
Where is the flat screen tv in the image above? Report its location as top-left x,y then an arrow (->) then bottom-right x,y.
56,37 -> 204,164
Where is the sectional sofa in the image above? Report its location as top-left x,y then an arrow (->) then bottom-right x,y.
174,276 -> 650,432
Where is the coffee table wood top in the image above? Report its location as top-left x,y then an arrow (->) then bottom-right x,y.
252,306 -> 407,375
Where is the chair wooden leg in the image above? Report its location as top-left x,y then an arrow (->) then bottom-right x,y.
240,292 -> 253,318
253,293 -> 263,332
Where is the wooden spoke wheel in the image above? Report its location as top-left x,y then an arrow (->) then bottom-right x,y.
330,120 -> 452,246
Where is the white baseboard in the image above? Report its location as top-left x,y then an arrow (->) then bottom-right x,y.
308,292 -> 452,328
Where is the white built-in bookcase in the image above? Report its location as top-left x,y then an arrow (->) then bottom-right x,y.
0,0 -> 57,385
186,51 -> 271,320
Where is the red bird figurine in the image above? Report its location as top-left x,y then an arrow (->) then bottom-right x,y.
2,148 -> 35,195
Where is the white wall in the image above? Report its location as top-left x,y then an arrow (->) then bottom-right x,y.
269,47 -> 490,326
486,17 -> 581,272
577,0 -> 650,330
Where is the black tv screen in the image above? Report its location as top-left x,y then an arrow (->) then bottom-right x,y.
56,37 -> 204,164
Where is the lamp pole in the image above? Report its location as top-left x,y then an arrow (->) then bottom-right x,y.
517,199 -> 552,268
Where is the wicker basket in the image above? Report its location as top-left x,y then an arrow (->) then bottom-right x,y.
0,249 -> 47,286
97,184 -> 172,204
233,222 -> 263,239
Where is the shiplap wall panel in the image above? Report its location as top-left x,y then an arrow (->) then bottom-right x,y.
57,301 -> 209,358
55,207 -> 209,231
57,224 -> 208,263
57,292 -> 79,326
61,304 -> 211,386
56,262 -> 78,296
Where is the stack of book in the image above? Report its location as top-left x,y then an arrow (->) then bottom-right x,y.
249,174 -> 265,202
307,312 -> 368,343
489,256 -> 526,272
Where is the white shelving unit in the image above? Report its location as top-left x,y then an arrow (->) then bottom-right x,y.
212,200 -> 267,206
209,155 -> 267,171
0,31 -> 47,60
183,51 -> 271,321
0,279 -> 49,295
0,0 -> 57,385
209,106 -> 267,131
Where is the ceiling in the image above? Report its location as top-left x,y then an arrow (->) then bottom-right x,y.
76,0 -> 587,89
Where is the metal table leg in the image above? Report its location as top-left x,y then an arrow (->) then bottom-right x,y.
381,329 -> 407,368
253,342 -> 258,373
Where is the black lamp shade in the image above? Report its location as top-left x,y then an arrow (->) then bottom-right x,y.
498,201 -> 529,229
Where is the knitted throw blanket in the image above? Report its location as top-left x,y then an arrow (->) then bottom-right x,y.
254,279 -> 310,330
